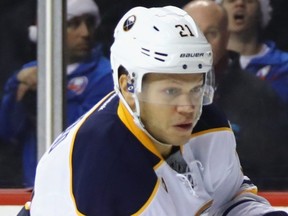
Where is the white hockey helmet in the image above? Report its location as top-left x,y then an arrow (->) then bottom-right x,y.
110,6 -> 214,106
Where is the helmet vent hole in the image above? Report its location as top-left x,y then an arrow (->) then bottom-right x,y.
141,47 -> 150,56
154,52 -> 168,62
155,52 -> 167,57
154,57 -> 165,62
153,26 -> 159,31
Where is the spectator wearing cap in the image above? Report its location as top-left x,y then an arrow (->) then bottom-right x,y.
216,0 -> 288,103
0,0 -> 114,187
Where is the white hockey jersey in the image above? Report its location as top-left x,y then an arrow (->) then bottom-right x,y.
30,92 -> 279,216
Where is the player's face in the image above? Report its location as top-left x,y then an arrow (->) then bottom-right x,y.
66,14 -> 96,63
222,0 -> 260,33
138,73 -> 204,146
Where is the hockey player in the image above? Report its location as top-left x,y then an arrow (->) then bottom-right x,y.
21,5 -> 287,216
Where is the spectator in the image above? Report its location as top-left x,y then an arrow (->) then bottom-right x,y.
0,0 -> 114,187
216,0 -> 288,103
22,6 -> 286,215
184,0 -> 288,190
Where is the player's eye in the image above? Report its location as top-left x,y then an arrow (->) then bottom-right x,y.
190,86 -> 204,96
164,88 -> 181,96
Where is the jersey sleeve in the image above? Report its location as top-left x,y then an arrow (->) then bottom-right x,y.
192,105 -> 286,216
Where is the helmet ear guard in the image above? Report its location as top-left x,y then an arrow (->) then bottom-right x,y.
127,85 -> 134,93
117,66 -> 136,93
127,78 -> 135,93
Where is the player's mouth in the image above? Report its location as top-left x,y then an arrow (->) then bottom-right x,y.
174,122 -> 193,131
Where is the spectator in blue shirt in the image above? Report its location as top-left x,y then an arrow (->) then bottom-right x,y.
0,0 -> 114,187
217,0 -> 288,103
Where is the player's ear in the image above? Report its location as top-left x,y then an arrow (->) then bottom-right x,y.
119,74 -> 135,109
